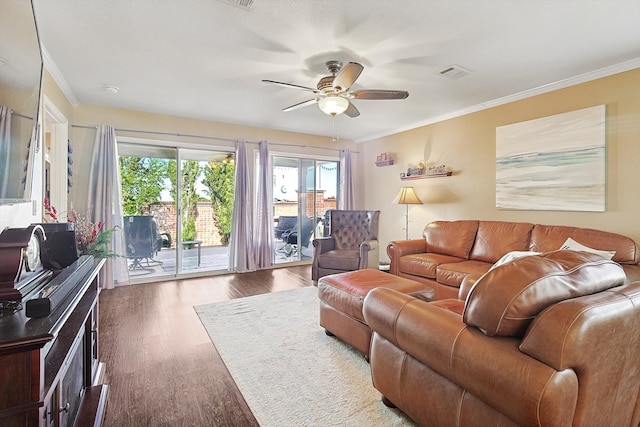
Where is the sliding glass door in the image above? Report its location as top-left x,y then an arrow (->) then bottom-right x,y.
178,149 -> 235,273
118,143 -> 234,280
273,155 -> 338,264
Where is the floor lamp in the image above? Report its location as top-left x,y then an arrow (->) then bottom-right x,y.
392,187 -> 423,240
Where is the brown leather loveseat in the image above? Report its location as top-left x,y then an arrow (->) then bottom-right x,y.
363,250 -> 640,426
387,220 -> 640,300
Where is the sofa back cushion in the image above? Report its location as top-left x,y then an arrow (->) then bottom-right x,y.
530,224 -> 639,264
463,250 -> 626,337
423,220 -> 478,259
469,221 -> 534,263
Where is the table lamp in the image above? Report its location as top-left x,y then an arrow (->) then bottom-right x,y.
392,187 -> 423,240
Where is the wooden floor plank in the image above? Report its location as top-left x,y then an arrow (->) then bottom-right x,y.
99,265 -> 312,426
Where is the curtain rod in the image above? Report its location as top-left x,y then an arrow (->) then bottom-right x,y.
12,112 -> 33,120
71,124 -> 359,153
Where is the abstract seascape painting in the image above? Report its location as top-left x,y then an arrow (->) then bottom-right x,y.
496,105 -> 606,211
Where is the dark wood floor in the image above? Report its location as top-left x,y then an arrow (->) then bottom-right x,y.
99,265 -> 312,426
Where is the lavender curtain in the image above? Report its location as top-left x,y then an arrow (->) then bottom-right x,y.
254,140 -> 274,268
88,125 -> 129,288
0,105 -> 12,198
229,139 -> 256,272
339,148 -> 355,210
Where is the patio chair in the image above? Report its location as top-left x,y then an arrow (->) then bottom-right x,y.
275,216 -> 297,240
124,215 -> 163,269
282,217 -> 319,256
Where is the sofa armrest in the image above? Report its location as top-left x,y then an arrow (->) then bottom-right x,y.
364,288 -> 470,367
386,239 -> 427,275
358,239 -> 379,270
364,287 -> 579,426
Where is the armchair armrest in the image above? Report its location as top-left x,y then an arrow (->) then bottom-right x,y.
312,236 -> 336,254
358,239 -> 379,269
386,239 -> 427,275
312,237 -> 336,275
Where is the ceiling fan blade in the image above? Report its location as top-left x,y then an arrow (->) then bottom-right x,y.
332,62 -> 364,92
262,79 -> 318,93
344,102 -> 360,118
351,89 -> 409,100
282,98 -> 317,112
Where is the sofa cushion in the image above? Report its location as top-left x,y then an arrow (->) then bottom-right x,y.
530,224 -> 638,264
398,253 -> 464,279
469,221 -> 534,263
463,250 -> 626,337
430,298 -> 465,315
424,220 -> 478,259
436,260 -> 493,288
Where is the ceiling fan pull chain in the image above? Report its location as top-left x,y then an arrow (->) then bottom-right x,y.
332,115 -> 339,142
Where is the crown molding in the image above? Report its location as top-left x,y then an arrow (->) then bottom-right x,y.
357,57 -> 640,143
41,44 -> 78,106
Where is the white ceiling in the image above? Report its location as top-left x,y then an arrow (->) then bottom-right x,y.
31,0 -> 640,142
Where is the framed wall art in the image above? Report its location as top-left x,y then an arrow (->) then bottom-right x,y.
496,105 -> 606,212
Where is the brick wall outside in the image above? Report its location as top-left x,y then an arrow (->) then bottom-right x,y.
148,193 -> 336,248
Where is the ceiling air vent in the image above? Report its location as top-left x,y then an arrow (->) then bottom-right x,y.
438,65 -> 471,79
218,0 -> 255,10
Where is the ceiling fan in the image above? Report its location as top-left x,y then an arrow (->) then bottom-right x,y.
262,60 -> 409,118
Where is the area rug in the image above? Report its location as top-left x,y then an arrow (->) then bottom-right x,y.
194,287 -> 416,427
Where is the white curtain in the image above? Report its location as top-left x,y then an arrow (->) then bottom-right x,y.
0,105 -> 12,198
229,139 -> 256,272
254,140 -> 274,268
339,148 -> 355,210
88,125 -> 129,288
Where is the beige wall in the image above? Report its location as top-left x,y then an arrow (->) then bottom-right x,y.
42,71 -> 74,121
362,68 -> 640,262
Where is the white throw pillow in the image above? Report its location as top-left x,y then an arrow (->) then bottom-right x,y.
489,251 -> 541,271
559,237 -> 616,260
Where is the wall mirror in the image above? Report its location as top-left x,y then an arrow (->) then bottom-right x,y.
0,0 -> 43,202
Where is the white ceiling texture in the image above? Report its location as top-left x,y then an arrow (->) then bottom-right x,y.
31,0 -> 640,142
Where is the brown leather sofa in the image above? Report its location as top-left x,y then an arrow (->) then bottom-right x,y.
387,220 -> 640,300
363,250 -> 640,427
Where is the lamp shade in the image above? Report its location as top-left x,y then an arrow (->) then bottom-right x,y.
318,96 -> 349,116
392,187 -> 423,205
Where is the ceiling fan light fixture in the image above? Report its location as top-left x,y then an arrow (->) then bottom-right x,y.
318,96 -> 349,116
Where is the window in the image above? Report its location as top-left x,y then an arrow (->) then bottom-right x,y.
118,142 -> 234,280
272,155 -> 339,264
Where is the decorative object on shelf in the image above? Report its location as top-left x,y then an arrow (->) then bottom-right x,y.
375,152 -> 394,166
401,163 -> 452,180
392,187 -> 423,240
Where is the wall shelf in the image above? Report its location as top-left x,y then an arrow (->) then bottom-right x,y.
375,160 -> 394,167
400,171 -> 452,180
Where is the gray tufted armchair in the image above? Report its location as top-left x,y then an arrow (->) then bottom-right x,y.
312,210 -> 380,284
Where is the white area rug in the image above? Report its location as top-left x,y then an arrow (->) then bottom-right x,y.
194,287 -> 416,427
